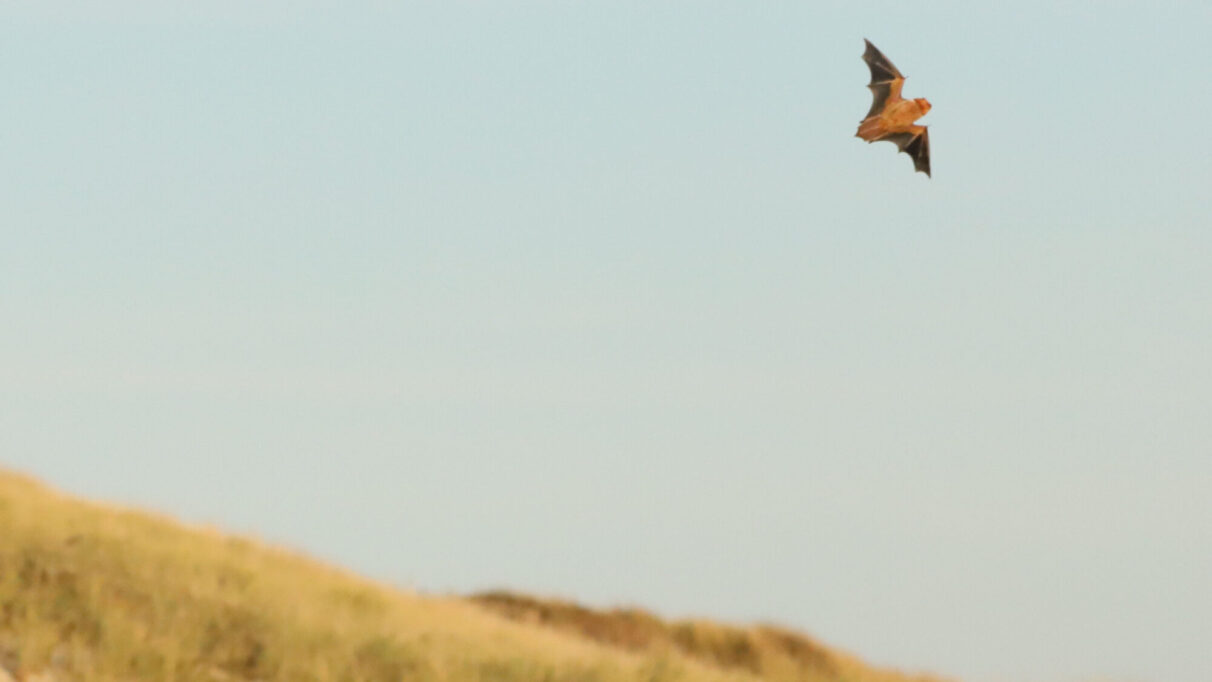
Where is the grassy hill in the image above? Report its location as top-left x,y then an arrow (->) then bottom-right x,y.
0,471 -> 949,682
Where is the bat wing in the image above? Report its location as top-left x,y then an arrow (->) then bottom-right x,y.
862,39 -> 905,118
880,126 -> 930,177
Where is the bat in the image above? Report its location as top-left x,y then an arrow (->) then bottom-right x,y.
855,39 -> 932,177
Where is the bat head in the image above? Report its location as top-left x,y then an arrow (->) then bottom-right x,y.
915,98 -> 932,115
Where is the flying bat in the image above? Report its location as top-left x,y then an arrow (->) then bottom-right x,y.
855,39 -> 932,177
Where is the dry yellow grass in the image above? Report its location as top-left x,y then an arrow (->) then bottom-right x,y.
0,470 -> 950,682
470,592 -> 946,682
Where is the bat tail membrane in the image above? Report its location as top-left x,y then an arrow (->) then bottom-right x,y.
855,116 -> 886,141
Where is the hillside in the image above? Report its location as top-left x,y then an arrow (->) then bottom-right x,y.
0,471 -> 948,682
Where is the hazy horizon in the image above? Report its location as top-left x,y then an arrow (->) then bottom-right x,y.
4,3 -> 1210,682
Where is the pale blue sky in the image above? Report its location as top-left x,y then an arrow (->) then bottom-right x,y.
3,3 -> 1211,682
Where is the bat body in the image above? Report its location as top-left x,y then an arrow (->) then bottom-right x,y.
856,39 -> 932,177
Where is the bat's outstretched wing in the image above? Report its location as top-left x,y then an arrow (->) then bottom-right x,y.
881,126 -> 930,177
862,39 -> 905,118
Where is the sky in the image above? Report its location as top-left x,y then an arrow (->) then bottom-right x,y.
3,2 -> 1211,681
